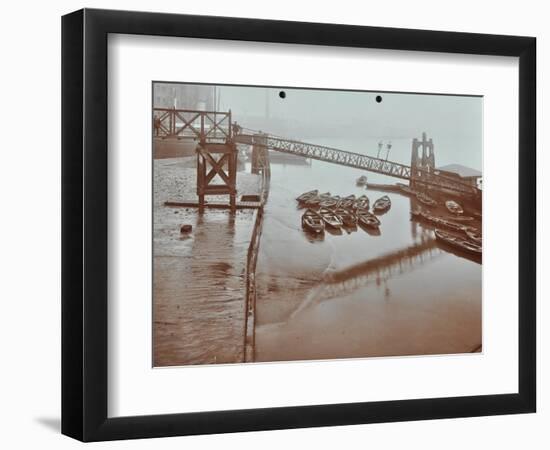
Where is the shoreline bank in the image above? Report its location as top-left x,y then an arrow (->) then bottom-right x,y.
153,157 -> 261,366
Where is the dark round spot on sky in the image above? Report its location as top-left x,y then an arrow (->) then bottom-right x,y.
279,91 -> 286,99
376,95 -> 383,103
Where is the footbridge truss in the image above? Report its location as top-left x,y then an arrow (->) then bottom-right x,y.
235,133 -> 480,197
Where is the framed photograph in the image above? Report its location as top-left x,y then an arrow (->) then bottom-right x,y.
62,8 -> 536,441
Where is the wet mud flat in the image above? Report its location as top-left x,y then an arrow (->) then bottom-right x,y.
153,157 -> 260,366
253,162 -> 482,363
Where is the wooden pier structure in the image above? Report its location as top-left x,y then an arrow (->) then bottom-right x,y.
154,108 -> 241,210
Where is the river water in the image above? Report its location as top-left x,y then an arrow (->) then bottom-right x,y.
253,137 -> 482,362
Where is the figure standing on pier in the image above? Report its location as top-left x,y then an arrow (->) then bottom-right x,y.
232,122 -> 242,137
153,114 -> 161,137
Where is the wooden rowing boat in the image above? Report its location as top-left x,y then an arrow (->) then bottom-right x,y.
304,195 -> 321,207
353,195 -> 370,211
357,209 -> 381,229
339,194 -> 356,209
435,229 -> 482,256
330,195 -> 341,207
296,189 -> 318,203
319,198 -> 339,208
463,226 -> 482,244
356,175 -> 368,186
373,195 -> 391,212
445,200 -> 464,215
447,215 -> 474,222
412,210 -> 464,232
416,192 -> 437,206
318,207 -> 343,229
301,209 -> 325,234
334,208 -> 357,227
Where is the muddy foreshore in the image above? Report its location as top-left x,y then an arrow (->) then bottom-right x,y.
153,157 -> 260,366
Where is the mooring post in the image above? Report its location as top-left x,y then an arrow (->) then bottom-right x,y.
196,144 -> 205,208
251,133 -> 268,175
251,136 -> 259,174
229,142 -> 237,211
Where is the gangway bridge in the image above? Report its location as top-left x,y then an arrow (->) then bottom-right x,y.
234,133 -> 479,197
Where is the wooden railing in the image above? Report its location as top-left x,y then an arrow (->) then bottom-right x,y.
243,136 -> 271,362
153,108 -> 232,143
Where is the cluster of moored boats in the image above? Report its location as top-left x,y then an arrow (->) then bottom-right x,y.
296,190 -> 391,235
411,209 -> 482,257
398,183 -> 476,218
297,183 -> 482,259
396,183 -> 483,257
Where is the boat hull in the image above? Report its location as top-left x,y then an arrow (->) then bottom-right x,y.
357,211 -> 381,229
301,209 -> 325,234
435,229 -> 482,259
319,208 -> 343,229
373,195 -> 391,213
445,200 -> 464,215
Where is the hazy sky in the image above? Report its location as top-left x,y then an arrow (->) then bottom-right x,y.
170,83 -> 483,171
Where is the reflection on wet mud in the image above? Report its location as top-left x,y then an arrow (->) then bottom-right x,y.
322,238 -> 439,286
272,238 -> 442,324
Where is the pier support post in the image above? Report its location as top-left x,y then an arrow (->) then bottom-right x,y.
196,142 -> 238,211
410,131 -> 435,190
251,133 -> 268,175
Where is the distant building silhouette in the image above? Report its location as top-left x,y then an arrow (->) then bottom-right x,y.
153,83 -> 214,110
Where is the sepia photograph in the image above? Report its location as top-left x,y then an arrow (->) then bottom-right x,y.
152,82 -> 483,367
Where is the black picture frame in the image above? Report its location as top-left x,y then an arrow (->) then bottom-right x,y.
62,8 -> 536,442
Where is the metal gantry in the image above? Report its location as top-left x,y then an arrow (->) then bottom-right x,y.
235,134 -> 480,197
